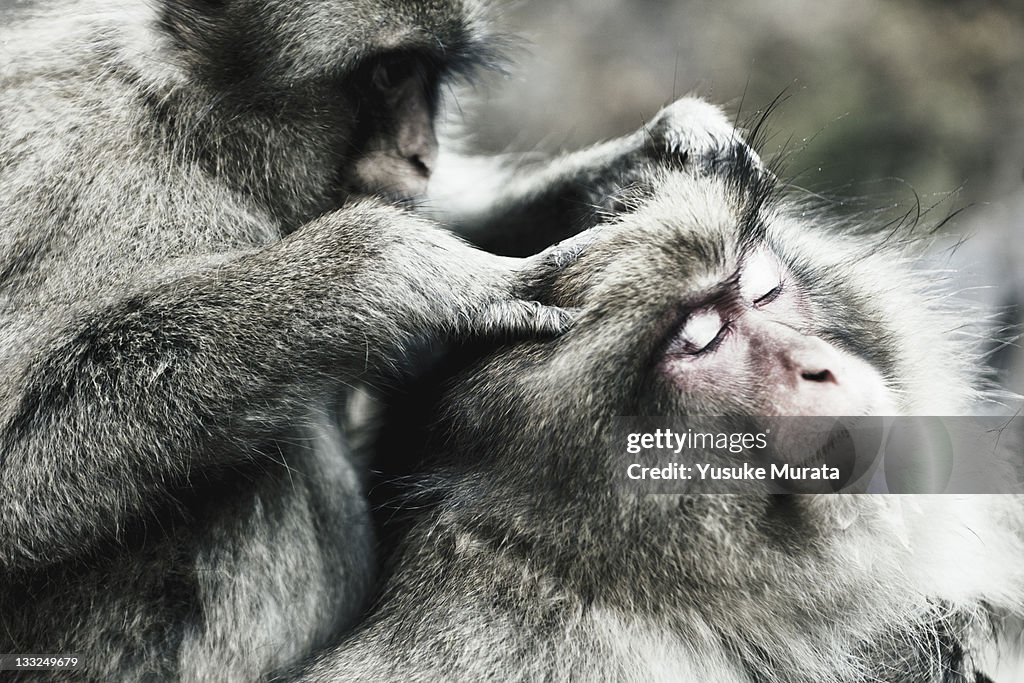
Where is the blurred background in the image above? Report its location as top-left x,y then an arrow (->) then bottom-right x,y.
460,0 -> 1024,399
3,0 -> 1023,398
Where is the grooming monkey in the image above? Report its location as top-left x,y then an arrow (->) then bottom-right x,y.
298,134 -> 1024,681
0,0 -> 734,680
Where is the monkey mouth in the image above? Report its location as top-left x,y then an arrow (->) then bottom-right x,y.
771,419 -> 854,465
761,415 -> 887,493
351,152 -> 431,202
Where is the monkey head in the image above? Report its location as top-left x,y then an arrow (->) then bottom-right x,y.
543,168 -> 907,420
154,0 -> 498,221
436,140 -> 974,427
366,139 -> 1020,683
374,138 -> 981,488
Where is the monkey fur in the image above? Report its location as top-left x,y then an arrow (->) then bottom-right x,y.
0,0 -> 714,680
299,136 -> 1024,682
4,1 -> 1020,682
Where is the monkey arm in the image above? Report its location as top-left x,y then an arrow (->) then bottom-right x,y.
430,97 -> 750,256
0,202 -> 566,572
430,138 -> 650,256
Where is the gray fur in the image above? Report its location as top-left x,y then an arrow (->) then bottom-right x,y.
0,1 -> 707,681
298,140 -> 1024,682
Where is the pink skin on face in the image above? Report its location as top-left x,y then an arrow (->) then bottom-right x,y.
660,248 -> 897,418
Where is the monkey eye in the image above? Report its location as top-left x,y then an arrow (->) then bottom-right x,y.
672,308 -> 728,355
753,283 -> 783,307
372,55 -> 418,91
741,249 -> 785,307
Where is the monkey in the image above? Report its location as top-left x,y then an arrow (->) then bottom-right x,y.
294,129 -> 1024,682
0,1 -> 740,681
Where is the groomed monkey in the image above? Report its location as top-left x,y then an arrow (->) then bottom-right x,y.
0,1 -> 730,681
297,128 -> 1024,681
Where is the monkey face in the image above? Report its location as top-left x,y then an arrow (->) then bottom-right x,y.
387,142 -> 976,484
510,161 -> 960,420
344,54 -> 441,200
655,247 -> 901,418
156,0 -> 495,217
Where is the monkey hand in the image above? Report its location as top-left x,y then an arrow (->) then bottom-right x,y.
471,298 -> 577,340
639,96 -> 759,168
534,97 -> 767,229
293,200 -> 594,347
460,228 -> 602,341
465,225 -> 605,339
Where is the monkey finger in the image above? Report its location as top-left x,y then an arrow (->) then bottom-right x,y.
644,97 -> 737,160
643,97 -> 767,174
514,226 -> 606,291
540,225 -> 605,269
471,300 -> 580,340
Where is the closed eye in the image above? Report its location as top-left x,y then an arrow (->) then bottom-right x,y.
753,282 -> 783,307
741,248 -> 786,308
669,308 -> 730,356
690,322 -> 730,355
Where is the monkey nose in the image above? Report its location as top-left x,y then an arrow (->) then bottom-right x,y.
407,149 -> 435,178
400,127 -> 438,178
788,337 -> 843,386
777,334 -> 894,415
